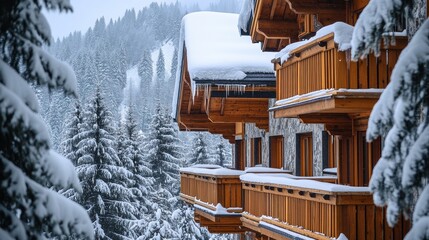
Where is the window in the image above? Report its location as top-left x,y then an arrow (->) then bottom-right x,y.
234,140 -> 246,170
269,136 -> 284,169
250,138 -> 262,167
322,131 -> 337,174
296,133 -> 313,176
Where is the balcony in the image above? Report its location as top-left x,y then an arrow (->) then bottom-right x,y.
272,31 -> 407,119
179,166 -> 245,233
241,174 -> 410,240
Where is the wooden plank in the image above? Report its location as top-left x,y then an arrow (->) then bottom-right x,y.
286,0 -> 346,14
256,19 -> 299,38
366,206 -> 375,240
357,205 -> 366,240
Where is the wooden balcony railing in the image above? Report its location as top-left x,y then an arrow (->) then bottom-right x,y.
276,33 -> 407,100
180,167 -> 244,211
241,174 -> 409,240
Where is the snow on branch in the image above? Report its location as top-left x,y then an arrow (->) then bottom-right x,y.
0,60 -> 40,112
42,0 -> 73,12
404,216 -> 429,240
42,150 -> 83,192
0,82 -> 49,145
19,36 -> 78,95
402,124 -> 429,189
0,155 -> 93,239
351,0 -> 405,60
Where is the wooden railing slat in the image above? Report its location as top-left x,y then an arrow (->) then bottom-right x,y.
277,37 -> 406,101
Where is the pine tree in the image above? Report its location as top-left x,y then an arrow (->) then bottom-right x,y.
138,50 -> 154,87
146,102 -> 182,191
140,208 -> 177,240
172,206 -> 205,240
62,101 -> 84,165
215,142 -> 231,167
155,49 -> 166,99
351,0 -> 429,238
75,89 -> 137,239
137,49 -> 153,129
189,133 -> 211,165
120,105 -> 154,218
0,0 -> 92,239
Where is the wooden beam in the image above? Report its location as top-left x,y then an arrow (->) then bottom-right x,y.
207,226 -> 246,233
257,20 -> 298,39
285,0 -> 346,14
273,97 -> 379,118
208,112 -> 269,125
299,113 -> 351,124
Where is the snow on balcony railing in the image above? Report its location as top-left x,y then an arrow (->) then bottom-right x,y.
240,173 -> 369,193
274,22 -> 354,65
180,165 -> 243,210
180,165 -> 244,177
244,166 -> 293,174
272,88 -> 383,110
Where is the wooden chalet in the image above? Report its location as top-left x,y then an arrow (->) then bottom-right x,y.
172,11 -> 277,234
174,1 -> 419,239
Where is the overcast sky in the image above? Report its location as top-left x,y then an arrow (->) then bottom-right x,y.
45,0 -> 217,39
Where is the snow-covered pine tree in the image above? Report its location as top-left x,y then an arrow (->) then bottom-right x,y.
0,0 -> 93,239
172,206 -> 205,240
138,49 -> 153,129
351,0 -> 429,238
140,208 -> 177,240
142,102 -> 183,239
189,133 -> 212,166
138,50 -> 154,88
120,105 -> 154,219
75,89 -> 137,239
215,141 -> 232,168
169,46 -> 178,86
62,101 -> 84,165
155,49 -> 166,99
146,102 -> 182,192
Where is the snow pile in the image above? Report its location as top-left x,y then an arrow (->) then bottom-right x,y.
180,166 -> 244,176
337,233 -> 349,240
275,22 -> 354,64
323,168 -> 338,175
240,173 -> 369,193
259,221 -> 314,240
189,164 -> 222,169
245,166 -> 292,173
194,203 -> 242,216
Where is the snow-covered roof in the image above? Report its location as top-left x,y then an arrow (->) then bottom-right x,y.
240,173 -> 370,193
275,22 -> 354,64
172,11 -> 276,119
182,11 -> 275,82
